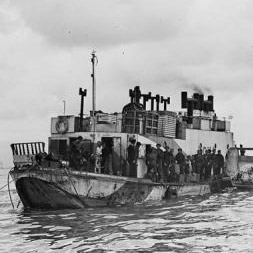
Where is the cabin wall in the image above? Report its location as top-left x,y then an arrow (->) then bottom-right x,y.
175,129 -> 234,156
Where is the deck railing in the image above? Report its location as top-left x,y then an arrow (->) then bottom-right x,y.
10,142 -> 45,167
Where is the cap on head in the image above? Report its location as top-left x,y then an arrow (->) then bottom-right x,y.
130,139 -> 136,144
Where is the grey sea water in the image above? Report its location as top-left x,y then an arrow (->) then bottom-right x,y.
1,167 -> 253,253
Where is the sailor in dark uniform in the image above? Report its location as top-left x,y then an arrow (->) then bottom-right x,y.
70,136 -> 83,170
127,138 -> 136,177
175,148 -> 185,174
156,143 -> 164,182
214,150 -> 224,176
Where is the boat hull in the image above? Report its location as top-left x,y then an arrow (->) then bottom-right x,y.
10,167 -> 168,209
10,167 -> 232,209
232,181 -> 253,190
16,177 -> 84,209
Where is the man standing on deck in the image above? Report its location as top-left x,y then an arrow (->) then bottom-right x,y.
175,148 -> 185,174
102,142 -> 111,174
156,143 -> 164,182
135,142 -> 143,178
215,150 -> 224,176
204,149 -> 212,180
146,147 -> 157,181
70,136 -> 83,170
240,144 -> 246,156
95,141 -> 103,173
163,146 -> 170,182
127,138 -> 136,177
194,149 -> 205,181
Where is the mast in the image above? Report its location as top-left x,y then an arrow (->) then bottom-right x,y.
63,100 -> 66,115
91,51 -> 97,151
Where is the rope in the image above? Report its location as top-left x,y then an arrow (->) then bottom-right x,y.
0,168 -> 15,191
17,200 -> 21,208
64,168 -> 88,208
0,180 -> 13,191
7,172 -> 14,209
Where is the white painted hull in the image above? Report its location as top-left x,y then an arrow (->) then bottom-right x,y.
10,167 -> 231,209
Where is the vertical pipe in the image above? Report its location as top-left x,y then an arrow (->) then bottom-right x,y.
129,89 -> 134,103
63,100 -> 66,115
156,95 -> 160,111
181,91 -> 188,109
151,98 -> 155,111
91,51 -> 97,152
80,90 -> 84,131
164,101 -> 167,111
142,95 -> 149,110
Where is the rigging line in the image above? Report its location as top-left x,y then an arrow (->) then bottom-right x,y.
7,172 -> 14,209
17,200 -> 21,208
64,168 -> 88,208
0,180 -> 13,191
1,167 -> 14,191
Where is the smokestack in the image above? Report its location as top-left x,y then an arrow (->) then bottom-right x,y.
181,91 -> 188,108
129,89 -> 134,103
187,100 -> 193,124
133,86 -> 141,104
193,93 -> 199,100
208,95 -> 214,111
203,101 -> 209,112
193,93 -> 199,110
199,94 -> 204,110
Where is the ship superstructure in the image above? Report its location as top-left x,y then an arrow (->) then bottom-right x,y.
48,85 -> 233,172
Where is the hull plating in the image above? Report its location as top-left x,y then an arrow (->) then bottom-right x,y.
16,177 -> 84,209
11,167 -> 168,209
10,167 -> 230,209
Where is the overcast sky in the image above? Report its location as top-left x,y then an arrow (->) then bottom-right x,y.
1,0 -> 253,167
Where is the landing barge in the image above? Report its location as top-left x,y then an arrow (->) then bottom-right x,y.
9,53 -> 233,209
10,141 -> 231,209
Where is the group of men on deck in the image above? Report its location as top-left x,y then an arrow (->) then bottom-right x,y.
71,136 -> 225,183
128,140 -> 225,183
70,136 -> 114,174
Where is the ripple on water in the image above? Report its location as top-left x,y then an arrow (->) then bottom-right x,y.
1,175 -> 253,253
